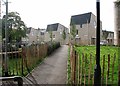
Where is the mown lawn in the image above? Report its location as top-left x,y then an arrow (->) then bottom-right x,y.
68,45 -> 119,85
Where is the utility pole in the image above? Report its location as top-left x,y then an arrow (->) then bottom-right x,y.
94,0 -> 101,85
4,0 -> 8,76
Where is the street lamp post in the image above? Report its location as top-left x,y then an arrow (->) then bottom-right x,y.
94,0 -> 101,85
4,0 -> 8,76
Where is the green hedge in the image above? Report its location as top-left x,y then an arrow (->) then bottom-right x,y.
47,41 -> 60,55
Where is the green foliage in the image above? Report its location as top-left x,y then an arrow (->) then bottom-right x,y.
47,41 -> 60,55
67,48 -> 71,84
2,12 -> 27,43
62,29 -> 66,40
70,24 -> 77,39
115,0 -> 120,7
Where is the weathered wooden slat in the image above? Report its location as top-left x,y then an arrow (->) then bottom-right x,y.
111,53 -> 116,84
92,55 -> 96,85
106,54 -> 110,86
88,54 -> 92,85
101,55 -> 105,85
83,53 -> 86,86
108,54 -> 110,79
77,53 -> 80,84
119,64 -> 120,85
80,53 -> 83,85
0,51 -> 21,55
74,50 -> 76,84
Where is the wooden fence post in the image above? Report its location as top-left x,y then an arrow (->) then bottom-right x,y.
84,54 -> 86,86
80,53 -> 83,85
77,53 -> 80,84
75,49 -> 77,84
21,47 -> 26,76
106,54 -> 110,85
111,53 -> 116,84
108,54 -> 110,79
88,54 -> 92,85
70,45 -> 74,84
118,47 -> 120,86
72,46 -> 74,84
74,50 -> 77,84
101,55 -> 105,85
92,54 -> 96,85
119,65 -> 120,85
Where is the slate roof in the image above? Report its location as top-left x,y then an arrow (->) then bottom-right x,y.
70,12 -> 92,25
46,23 -> 59,31
102,30 -> 114,34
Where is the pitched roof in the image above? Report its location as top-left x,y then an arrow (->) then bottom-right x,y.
70,12 -> 92,25
46,23 -> 59,31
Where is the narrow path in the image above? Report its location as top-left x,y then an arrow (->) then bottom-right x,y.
24,45 -> 68,84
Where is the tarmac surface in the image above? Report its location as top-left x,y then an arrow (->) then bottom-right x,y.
23,45 -> 68,84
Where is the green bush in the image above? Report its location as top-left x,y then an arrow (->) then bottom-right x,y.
47,41 -> 60,55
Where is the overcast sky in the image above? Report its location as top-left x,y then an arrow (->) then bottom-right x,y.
1,0 -> 116,31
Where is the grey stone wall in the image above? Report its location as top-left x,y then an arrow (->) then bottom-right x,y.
114,2 -> 120,45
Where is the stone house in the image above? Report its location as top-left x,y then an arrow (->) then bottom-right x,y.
22,27 -> 46,44
44,23 -> 69,44
70,12 -> 102,45
102,30 -> 114,45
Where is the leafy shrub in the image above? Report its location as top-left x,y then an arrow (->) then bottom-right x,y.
47,41 -> 60,55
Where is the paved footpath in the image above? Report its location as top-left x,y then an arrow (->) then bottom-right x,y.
23,45 -> 68,84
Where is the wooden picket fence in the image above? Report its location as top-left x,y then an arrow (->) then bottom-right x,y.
1,44 -> 48,76
69,45 -> 120,85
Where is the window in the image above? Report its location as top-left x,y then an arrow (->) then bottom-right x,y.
80,24 -> 82,28
53,34 -> 55,38
41,32 -> 44,35
111,34 -> 113,37
53,34 -> 55,40
108,39 -> 110,43
60,32 -> 62,34
76,29 -> 78,34
91,38 -> 96,45
119,31 -> 120,39
111,39 -> 112,43
94,21 -> 96,28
